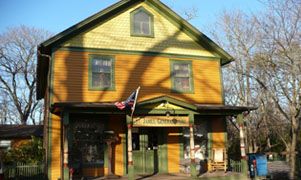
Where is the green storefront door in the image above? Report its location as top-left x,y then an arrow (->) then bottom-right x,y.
132,128 -> 167,174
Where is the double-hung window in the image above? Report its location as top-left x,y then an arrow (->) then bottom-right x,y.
131,6 -> 154,37
170,60 -> 194,93
88,54 -> 115,91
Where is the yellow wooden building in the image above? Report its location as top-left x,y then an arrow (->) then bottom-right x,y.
37,0 -> 254,180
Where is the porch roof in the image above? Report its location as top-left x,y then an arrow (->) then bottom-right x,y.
50,96 -> 257,116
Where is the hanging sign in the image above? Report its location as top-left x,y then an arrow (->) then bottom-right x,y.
133,116 -> 189,127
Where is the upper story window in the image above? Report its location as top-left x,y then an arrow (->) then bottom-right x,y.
88,54 -> 115,91
131,6 -> 154,37
170,60 -> 194,93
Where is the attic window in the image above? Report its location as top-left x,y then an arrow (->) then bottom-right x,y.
131,6 -> 154,37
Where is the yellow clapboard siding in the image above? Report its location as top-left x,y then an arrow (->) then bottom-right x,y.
62,2 -> 214,58
109,115 -> 124,176
52,51 -> 222,104
212,116 -> 226,149
167,128 -> 180,173
82,168 -> 107,177
51,114 -> 61,180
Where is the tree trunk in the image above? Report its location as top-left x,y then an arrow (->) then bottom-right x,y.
290,115 -> 298,179
286,146 -> 290,163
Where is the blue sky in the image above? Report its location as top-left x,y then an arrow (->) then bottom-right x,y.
0,0 -> 263,35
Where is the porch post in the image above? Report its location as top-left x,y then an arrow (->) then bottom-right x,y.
189,113 -> 197,178
237,114 -> 248,174
237,114 -> 246,159
63,112 -> 69,180
126,114 -> 134,180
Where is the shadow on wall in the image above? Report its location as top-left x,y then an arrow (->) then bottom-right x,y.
49,11 -> 223,179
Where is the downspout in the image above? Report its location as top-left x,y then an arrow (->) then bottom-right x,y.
37,49 -> 52,179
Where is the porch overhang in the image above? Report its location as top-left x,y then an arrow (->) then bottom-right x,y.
50,96 -> 257,116
195,104 -> 257,115
50,102 -> 117,115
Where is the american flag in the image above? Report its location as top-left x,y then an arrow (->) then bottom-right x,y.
114,87 -> 140,110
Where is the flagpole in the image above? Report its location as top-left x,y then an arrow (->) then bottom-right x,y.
130,86 -> 140,119
127,86 -> 140,180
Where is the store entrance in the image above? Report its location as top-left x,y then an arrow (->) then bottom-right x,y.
132,127 -> 167,174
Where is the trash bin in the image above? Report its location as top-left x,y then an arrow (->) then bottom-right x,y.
255,154 -> 268,176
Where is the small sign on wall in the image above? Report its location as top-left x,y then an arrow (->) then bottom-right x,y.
133,116 -> 189,127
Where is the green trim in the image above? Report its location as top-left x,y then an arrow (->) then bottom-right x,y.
103,143 -> 108,169
64,167 -> 69,180
126,114 -> 132,125
64,108 -> 244,116
224,117 -> 228,168
135,109 -> 195,115
40,0 -> 232,65
66,109 -> 125,114
123,128 -> 127,175
145,0 -> 233,65
207,119 -> 213,159
189,113 -> 196,177
41,0 -> 135,48
159,128 -> 168,173
125,114 -> 133,177
63,111 -> 69,125
47,114 -> 52,180
54,46 -> 221,61
219,59 -> 225,105
63,111 -> 69,180
190,162 -> 197,178
104,117 -> 109,169
137,96 -> 197,110
128,165 -> 134,180
130,6 -> 154,38
47,51 -> 56,180
241,159 -> 248,175
189,113 -> 194,125
169,60 -> 194,94
88,54 -> 116,91
237,114 -> 243,124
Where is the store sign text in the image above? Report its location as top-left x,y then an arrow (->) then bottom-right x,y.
133,116 -> 189,127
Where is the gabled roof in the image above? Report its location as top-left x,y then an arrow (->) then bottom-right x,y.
137,95 -> 197,110
37,0 -> 233,99
38,0 -> 232,63
0,125 -> 43,139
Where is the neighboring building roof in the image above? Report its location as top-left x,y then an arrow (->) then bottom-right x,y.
0,125 -> 43,139
37,0 -> 234,100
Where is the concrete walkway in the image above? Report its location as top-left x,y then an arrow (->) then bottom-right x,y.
93,173 -> 190,180
91,172 -> 248,180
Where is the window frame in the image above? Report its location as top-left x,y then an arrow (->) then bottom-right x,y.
88,54 -> 115,91
69,114 -> 109,169
170,59 -> 194,94
130,6 -> 154,38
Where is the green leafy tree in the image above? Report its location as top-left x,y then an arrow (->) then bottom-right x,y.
1,137 -> 44,164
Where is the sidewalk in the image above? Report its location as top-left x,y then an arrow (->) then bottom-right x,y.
92,172 -> 249,180
94,173 -> 190,180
